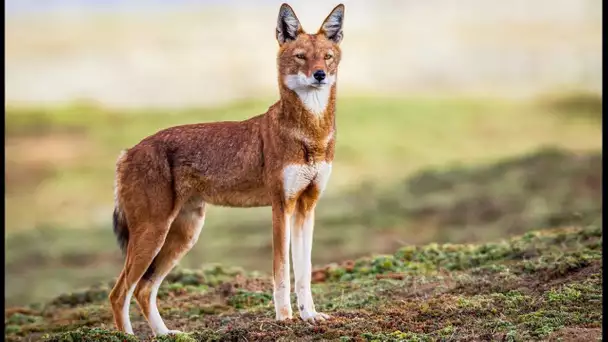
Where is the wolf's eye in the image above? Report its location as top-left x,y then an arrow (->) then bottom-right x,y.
324,53 -> 333,60
295,53 -> 306,60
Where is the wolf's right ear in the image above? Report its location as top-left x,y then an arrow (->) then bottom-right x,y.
276,3 -> 303,46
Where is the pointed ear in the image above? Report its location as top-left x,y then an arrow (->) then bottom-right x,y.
276,3 -> 303,46
318,4 -> 345,44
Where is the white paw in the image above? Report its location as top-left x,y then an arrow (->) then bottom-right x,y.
275,306 -> 293,321
155,329 -> 183,336
300,311 -> 331,324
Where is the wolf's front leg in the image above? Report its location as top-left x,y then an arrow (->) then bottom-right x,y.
272,202 -> 293,320
291,208 -> 331,323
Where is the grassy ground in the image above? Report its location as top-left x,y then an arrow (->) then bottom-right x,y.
4,95 -> 602,306
4,224 -> 602,341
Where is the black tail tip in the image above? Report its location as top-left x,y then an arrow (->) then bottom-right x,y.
112,207 -> 129,255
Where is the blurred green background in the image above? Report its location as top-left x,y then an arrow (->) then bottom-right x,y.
5,0 -> 602,307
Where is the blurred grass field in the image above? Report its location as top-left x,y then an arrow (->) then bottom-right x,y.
4,94 -> 602,306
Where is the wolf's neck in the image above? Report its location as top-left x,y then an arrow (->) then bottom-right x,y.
279,84 -> 337,125
291,86 -> 332,117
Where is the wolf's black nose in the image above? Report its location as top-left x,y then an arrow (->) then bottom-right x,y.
313,70 -> 326,81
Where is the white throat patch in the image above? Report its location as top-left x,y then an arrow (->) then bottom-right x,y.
284,72 -> 336,117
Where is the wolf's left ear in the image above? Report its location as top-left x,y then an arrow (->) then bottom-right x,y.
318,4 -> 345,44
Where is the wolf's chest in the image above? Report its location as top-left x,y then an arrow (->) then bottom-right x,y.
282,162 -> 332,199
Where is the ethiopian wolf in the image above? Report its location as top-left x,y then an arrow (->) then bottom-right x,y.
109,3 -> 345,335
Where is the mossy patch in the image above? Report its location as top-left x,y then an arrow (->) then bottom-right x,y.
6,225 -> 602,342
227,289 -> 272,309
40,327 -> 139,342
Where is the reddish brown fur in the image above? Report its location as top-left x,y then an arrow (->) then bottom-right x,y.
109,3 -> 344,334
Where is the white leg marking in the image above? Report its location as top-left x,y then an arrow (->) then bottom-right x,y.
148,272 -> 183,336
148,277 -> 170,335
122,284 -> 136,335
292,210 -> 331,323
280,162 -> 332,322
284,72 -> 336,117
274,213 -> 292,320
152,215 -> 204,336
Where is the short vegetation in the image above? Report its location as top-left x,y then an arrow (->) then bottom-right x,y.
4,224 -> 602,341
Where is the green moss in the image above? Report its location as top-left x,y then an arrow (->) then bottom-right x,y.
227,289 -> 272,309
517,310 -> 567,338
5,325 -> 22,335
5,312 -> 43,325
490,291 -> 533,312
522,248 -> 601,275
42,327 -> 139,342
370,255 -> 403,273
153,333 -> 197,342
48,285 -> 110,308
456,295 -> 493,311
314,225 -> 601,283
168,265 -> 244,288
546,286 -> 582,304
362,330 -> 432,342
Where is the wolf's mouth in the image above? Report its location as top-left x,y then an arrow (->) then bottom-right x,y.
309,81 -> 327,88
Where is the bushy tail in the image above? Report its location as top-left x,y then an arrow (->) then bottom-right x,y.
113,205 -> 129,255
113,149 -> 129,255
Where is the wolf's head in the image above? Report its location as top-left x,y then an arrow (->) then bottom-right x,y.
276,3 -> 344,99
